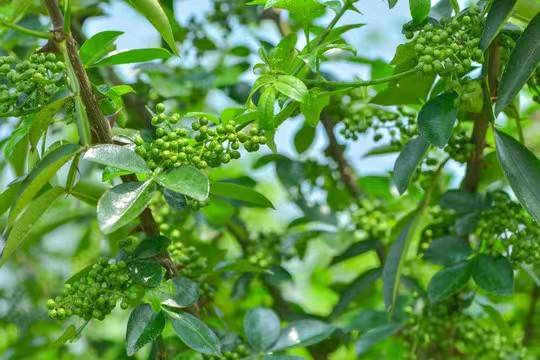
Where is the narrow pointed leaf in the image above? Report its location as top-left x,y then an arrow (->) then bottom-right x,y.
271,320 -> 335,351
1,187 -> 64,266
258,86 -> 276,130
168,311 -> 221,356
210,182 -> 274,208
495,129 -> 540,223
29,95 -> 71,148
496,13 -> 540,114
125,0 -> 177,53
90,48 -> 171,67
80,30 -> 124,66
8,143 -> 80,226
126,304 -> 165,356
393,136 -> 430,194
480,0 -> 517,49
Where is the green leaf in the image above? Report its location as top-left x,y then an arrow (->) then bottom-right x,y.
294,123 -> 316,154
427,261 -> 471,303
1,187 -> 64,266
128,259 -> 164,288
330,239 -> 380,265
54,324 -> 78,346
388,0 -> 399,8
126,304 -> 165,356
210,182 -> 274,208
271,320 -> 335,351
162,277 -> 199,308
300,92 -> 329,126
480,0 -> 517,49
258,86 -> 276,130
90,48 -> 171,67
155,166 -> 209,202
244,308 -> 281,351
496,13 -> 540,114
83,144 -> 151,174
133,235 -> 171,259
393,136 -> 430,194
418,92 -> 458,148
0,181 -> 21,217
372,71 -> 434,106
125,0 -> 177,53
472,254 -> 514,296
79,30 -> 124,66
382,211 -> 425,312
274,75 -> 309,103
331,268 -> 381,318
440,189 -> 484,213
423,236 -> 472,266
255,0 -> 325,28
409,0 -> 431,24
355,323 -> 404,355
495,129 -> 540,223
481,304 -> 513,340
8,143 -> 80,226
97,180 -> 156,234
69,179 -> 109,206
29,95 -> 71,149
168,311 -> 222,356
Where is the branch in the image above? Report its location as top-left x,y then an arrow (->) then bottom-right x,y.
321,114 -> 362,199
42,0 -> 176,277
0,19 -> 49,39
462,42 -> 500,192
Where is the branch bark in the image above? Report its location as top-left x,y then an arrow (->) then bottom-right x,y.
43,0 -> 176,277
321,114 -> 363,199
462,43 -> 500,192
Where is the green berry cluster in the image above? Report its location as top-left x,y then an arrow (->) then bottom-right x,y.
47,259 -> 137,321
135,104 -> 266,170
0,53 -> 66,116
420,207 -> 455,248
476,191 -> 540,262
410,9 -> 484,77
168,241 -> 216,301
340,105 -> 417,147
245,232 -> 282,268
353,198 -> 391,240
403,302 -> 524,360
168,241 -> 207,277
445,127 -> 473,163
205,343 -> 250,360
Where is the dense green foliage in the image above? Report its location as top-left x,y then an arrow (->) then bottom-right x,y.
2,0 -> 540,359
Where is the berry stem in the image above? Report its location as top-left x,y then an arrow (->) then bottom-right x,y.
305,67 -> 419,89
0,19 -> 50,39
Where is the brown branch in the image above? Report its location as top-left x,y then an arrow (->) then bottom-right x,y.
43,0 -> 176,277
462,43 -> 500,192
321,114 -> 363,199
